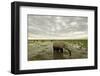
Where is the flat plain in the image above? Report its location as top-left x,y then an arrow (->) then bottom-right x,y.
28,40 -> 88,61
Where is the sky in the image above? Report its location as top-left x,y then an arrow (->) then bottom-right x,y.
28,15 -> 88,39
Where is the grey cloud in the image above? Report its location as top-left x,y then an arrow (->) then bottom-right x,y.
28,15 -> 88,39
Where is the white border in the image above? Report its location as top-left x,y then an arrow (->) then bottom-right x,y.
20,6 -> 95,70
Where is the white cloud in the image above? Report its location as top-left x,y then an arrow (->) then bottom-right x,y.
70,22 -> 77,26
28,15 -> 88,39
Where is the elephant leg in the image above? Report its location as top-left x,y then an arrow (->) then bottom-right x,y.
53,47 -> 64,59
60,48 -> 63,53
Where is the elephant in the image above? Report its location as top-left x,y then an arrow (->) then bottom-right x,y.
53,41 -> 71,59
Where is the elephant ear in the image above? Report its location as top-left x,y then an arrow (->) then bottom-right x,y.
64,43 -> 69,49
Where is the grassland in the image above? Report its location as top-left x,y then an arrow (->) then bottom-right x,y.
28,40 -> 88,61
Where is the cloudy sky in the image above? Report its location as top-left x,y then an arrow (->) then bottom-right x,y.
28,15 -> 88,39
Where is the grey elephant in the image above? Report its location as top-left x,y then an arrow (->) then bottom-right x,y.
53,41 -> 71,59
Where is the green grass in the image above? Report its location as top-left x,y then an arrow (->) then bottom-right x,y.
28,39 -> 88,61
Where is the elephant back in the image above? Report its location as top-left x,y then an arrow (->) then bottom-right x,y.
53,41 -> 65,48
